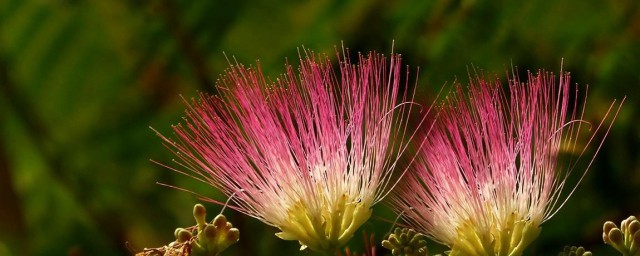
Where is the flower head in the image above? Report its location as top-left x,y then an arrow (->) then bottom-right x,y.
156,48 -> 419,253
390,70 -> 623,256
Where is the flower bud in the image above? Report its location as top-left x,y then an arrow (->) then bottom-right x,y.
381,228 -> 428,256
603,221 -> 617,234
189,205 -> 240,256
603,215 -> 640,255
558,245 -> 591,256
203,225 -> 216,239
628,219 -> 640,236
193,204 -> 207,230
212,214 -> 228,228
174,228 -> 193,242
227,228 -> 240,243
603,221 -> 618,244
622,216 -> 636,233
608,228 -> 624,245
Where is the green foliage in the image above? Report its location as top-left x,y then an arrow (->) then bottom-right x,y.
0,0 -> 638,255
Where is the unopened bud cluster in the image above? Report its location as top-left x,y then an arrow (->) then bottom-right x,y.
382,228 -> 428,256
135,204 -> 239,256
558,245 -> 592,256
191,204 -> 240,256
603,215 -> 640,256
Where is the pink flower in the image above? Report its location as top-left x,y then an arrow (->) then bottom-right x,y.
389,70 -> 624,256
156,49 -> 421,253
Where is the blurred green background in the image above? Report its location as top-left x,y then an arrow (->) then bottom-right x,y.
0,0 -> 639,255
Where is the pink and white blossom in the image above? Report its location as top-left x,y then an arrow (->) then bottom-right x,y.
390,70 -> 623,256
156,49 -> 424,253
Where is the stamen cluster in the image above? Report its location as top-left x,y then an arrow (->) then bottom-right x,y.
157,49 -> 418,253
390,70 -> 622,255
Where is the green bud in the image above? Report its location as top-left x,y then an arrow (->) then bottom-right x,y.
174,228 -> 183,238
193,204 -> 207,230
388,236 -> 401,247
143,204 -> 240,256
628,220 -> 640,236
622,216 -> 638,232
400,232 -> 408,242
175,228 -> 193,242
602,215 -> 640,256
604,221 -> 617,234
609,228 -> 624,245
382,240 -> 394,250
381,228 -> 428,256
190,205 -> 240,256
203,225 -> 217,239
212,214 -> 228,227
604,231 -> 613,245
558,245 -> 591,256
227,228 -> 240,243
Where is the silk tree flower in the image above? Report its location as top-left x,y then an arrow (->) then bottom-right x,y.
155,49 -> 424,254
389,70 -> 624,256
